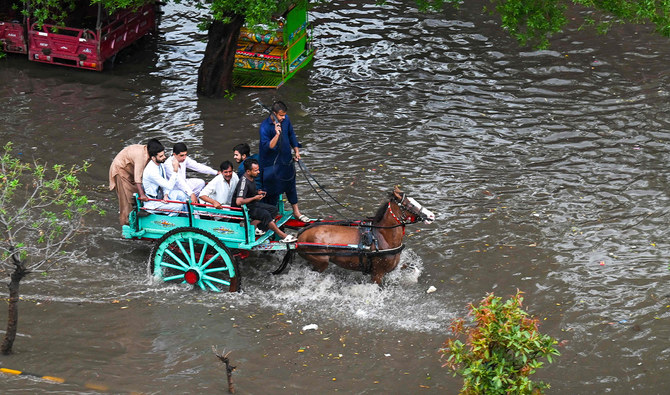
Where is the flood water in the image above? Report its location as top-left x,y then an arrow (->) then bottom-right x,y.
1,0 -> 670,393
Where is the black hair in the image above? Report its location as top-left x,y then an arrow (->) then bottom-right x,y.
173,142 -> 188,155
243,158 -> 259,172
146,138 -> 162,154
147,138 -> 165,157
233,143 -> 250,157
271,101 -> 288,113
219,160 -> 234,172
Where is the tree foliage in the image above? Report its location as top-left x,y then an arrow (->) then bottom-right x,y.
440,290 -> 560,395
0,141 -> 102,354
0,142 -> 102,274
486,0 -> 670,48
16,0 -> 670,49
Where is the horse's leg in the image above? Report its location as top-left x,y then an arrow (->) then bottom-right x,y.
370,268 -> 385,286
369,256 -> 398,286
310,256 -> 329,273
299,254 -> 329,273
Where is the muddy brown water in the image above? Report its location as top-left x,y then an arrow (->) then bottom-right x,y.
1,0 -> 670,393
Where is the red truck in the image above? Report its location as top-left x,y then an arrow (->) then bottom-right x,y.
1,0 -> 156,71
0,0 -> 27,54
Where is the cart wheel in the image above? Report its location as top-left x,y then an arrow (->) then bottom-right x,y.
150,227 -> 240,292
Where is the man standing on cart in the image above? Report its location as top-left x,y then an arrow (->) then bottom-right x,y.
258,101 -> 309,223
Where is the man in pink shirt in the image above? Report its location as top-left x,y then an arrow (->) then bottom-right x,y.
109,138 -> 163,226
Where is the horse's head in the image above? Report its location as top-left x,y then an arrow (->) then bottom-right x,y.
392,187 -> 435,224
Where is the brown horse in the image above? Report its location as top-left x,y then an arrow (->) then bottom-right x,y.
295,187 -> 435,284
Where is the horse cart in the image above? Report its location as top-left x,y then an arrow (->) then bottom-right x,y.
121,187 -> 435,292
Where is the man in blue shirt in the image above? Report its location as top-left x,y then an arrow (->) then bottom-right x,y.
233,143 -> 261,189
258,101 -> 309,222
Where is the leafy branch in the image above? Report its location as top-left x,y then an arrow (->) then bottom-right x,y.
440,290 -> 560,394
0,142 -> 104,274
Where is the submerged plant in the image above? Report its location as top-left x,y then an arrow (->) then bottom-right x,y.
440,290 -> 560,394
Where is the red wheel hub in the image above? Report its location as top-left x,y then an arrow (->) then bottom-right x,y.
184,269 -> 200,285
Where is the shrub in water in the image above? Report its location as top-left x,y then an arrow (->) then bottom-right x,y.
440,290 -> 560,394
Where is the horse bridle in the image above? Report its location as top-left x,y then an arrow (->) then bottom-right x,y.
389,193 -> 424,225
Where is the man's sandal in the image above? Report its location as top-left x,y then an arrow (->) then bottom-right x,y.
298,215 -> 310,223
281,234 -> 298,243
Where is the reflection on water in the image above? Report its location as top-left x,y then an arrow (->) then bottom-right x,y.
1,0 -> 670,393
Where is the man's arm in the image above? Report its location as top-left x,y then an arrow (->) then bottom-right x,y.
226,175 -> 239,206
287,116 -> 301,160
151,159 -> 180,200
200,195 -> 223,209
260,119 -> 280,152
235,193 -> 263,206
199,177 -> 221,208
185,157 -> 218,175
136,182 -> 149,201
269,121 -> 281,149
235,177 -> 263,206
167,157 -> 194,197
131,149 -> 150,201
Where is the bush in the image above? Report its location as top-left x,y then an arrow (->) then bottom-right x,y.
440,290 -> 559,394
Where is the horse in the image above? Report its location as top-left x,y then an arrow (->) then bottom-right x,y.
295,186 -> 435,285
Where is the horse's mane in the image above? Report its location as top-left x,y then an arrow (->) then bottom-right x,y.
371,193 -> 393,223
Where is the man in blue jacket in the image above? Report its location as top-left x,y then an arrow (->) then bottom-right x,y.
258,101 -> 309,222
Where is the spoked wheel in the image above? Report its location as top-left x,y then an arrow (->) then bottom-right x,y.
150,227 -> 240,292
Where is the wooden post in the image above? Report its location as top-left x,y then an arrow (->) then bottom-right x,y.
212,346 -> 236,393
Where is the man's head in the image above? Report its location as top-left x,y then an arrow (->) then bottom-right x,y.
233,143 -> 250,164
146,138 -> 163,155
271,101 -> 288,123
172,142 -> 188,163
243,158 -> 260,178
220,160 -> 234,182
148,140 -> 166,162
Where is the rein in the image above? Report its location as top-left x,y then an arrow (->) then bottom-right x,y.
388,202 -> 403,224
387,201 -> 407,236
296,195 -> 422,232
297,159 -> 358,221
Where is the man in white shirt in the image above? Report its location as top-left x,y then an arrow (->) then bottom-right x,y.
199,160 -> 239,208
163,142 -> 218,204
142,142 -> 187,215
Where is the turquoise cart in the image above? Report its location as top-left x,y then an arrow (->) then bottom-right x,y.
122,195 -> 300,292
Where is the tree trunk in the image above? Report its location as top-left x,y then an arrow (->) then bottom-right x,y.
197,15 -> 245,98
2,265 -> 27,355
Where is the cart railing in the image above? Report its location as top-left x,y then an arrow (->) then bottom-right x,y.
123,195 -> 294,251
